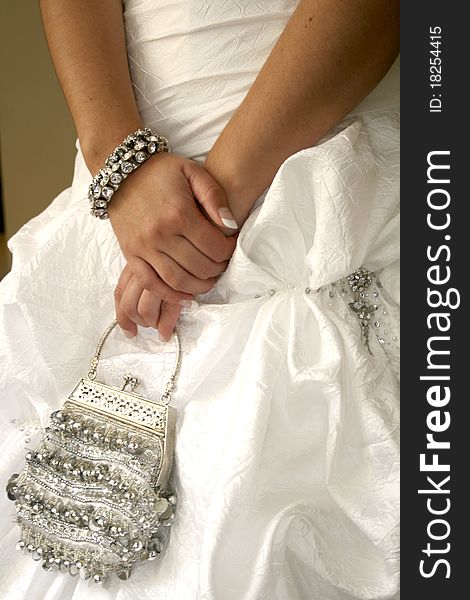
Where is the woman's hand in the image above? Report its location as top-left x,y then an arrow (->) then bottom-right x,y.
110,152 -> 240,339
107,151 -> 239,306
114,263 -> 189,340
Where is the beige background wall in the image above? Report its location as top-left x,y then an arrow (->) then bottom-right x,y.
0,2 -> 77,277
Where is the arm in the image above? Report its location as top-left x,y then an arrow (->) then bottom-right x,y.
38,0 -> 143,176
39,1 -> 236,233
202,0 -> 400,226
38,0 -> 237,297
38,0 -> 238,339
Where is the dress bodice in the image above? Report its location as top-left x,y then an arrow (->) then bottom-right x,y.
122,0 -> 399,161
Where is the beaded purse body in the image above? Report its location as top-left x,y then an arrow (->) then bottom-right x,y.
6,319 -> 181,584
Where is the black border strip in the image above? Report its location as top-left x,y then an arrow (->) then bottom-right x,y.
401,2 -> 467,596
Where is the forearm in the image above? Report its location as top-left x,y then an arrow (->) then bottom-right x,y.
202,0 -> 400,225
39,0 -> 142,176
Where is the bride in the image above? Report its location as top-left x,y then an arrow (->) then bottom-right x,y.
0,1 -> 400,599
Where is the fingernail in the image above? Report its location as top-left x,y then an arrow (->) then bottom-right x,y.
178,299 -> 198,310
218,207 -> 238,230
123,329 -> 136,338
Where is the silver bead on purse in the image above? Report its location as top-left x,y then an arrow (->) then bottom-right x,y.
6,318 -> 181,584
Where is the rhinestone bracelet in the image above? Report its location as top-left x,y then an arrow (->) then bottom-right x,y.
88,127 -> 170,219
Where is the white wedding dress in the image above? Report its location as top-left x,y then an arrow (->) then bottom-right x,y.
0,1 -> 400,599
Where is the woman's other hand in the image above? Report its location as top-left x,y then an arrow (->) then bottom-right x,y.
107,151 -> 239,306
114,263 -> 187,341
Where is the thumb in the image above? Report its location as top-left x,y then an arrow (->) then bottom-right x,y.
185,161 -> 239,232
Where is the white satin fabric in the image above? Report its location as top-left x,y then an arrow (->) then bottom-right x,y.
0,1 -> 400,599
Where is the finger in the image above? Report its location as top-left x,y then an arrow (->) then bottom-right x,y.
164,234 -> 230,279
137,289 -> 162,329
157,301 -> 183,342
148,250 -> 218,295
114,265 -> 138,337
120,275 -> 148,328
181,206 -> 239,263
183,160 -> 239,232
128,256 -> 195,305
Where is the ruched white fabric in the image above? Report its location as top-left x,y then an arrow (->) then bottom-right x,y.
0,1 -> 400,599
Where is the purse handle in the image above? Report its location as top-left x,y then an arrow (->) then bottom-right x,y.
87,318 -> 181,406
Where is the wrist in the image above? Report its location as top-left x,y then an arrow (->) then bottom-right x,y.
201,150 -> 266,227
80,118 -> 144,177
88,127 -> 170,219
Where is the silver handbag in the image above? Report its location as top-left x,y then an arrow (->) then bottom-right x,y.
6,318 -> 181,583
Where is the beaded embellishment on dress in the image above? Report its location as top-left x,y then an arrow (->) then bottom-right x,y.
346,267 -> 377,355
311,266 -> 400,379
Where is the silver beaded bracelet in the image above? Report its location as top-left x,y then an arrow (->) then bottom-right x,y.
88,127 -> 170,219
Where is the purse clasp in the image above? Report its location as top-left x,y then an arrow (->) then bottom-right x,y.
121,373 -> 140,392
